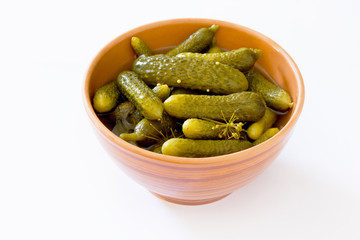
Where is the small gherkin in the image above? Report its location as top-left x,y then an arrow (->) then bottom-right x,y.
246,70 -> 293,111
166,25 -> 219,56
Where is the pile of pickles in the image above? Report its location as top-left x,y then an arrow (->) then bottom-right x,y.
93,25 -> 293,158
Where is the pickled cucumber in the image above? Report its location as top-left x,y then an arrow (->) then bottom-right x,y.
152,84 -> 171,101
183,118 -> 244,140
253,128 -> 280,145
207,37 -> 223,53
101,83 -> 170,134
131,36 -> 153,56
120,113 -> 176,142
105,84 -> 170,123
166,25 -> 219,56
177,48 -> 261,72
116,71 -> 163,120
247,107 -> 278,140
93,81 -> 121,113
247,70 -> 293,111
93,24 -> 293,157
164,92 -> 266,122
161,138 -> 252,157
132,55 -> 248,94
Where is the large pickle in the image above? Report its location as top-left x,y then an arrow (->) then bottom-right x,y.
177,48 -> 261,72
163,92 -> 266,122
166,25 -> 219,56
93,81 -> 121,113
161,138 -> 252,157
116,71 -> 163,120
132,55 -> 248,94
247,70 -> 293,111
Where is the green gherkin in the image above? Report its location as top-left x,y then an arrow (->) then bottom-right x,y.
162,138 -> 252,157
253,128 -> 280,146
247,107 -> 278,140
93,81 -> 121,113
163,92 -> 266,122
207,37 -> 223,53
166,25 -> 219,56
131,37 -> 153,56
132,54 -> 248,94
116,71 -> 163,120
182,118 -> 245,140
177,48 -> 261,72
247,70 -> 293,111
151,84 -> 171,102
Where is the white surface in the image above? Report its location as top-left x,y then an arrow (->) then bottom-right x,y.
1,0 -> 359,239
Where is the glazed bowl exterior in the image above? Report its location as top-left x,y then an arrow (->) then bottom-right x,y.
83,18 -> 304,205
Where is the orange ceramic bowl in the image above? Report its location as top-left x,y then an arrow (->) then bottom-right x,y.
83,18 -> 304,205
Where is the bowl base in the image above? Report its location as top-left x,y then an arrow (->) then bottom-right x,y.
151,192 -> 231,205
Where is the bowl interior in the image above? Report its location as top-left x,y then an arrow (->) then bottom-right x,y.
84,18 -> 304,164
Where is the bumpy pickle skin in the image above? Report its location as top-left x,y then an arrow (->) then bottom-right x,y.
182,118 -> 244,140
105,84 -> 170,123
93,81 -> 121,113
116,71 -> 164,120
100,84 -> 171,137
131,37 -> 153,56
177,48 -> 261,72
132,55 -> 248,94
164,92 -> 266,122
247,107 -> 278,140
161,138 -> 253,157
253,128 -> 280,145
166,25 -> 219,56
120,113 -> 176,142
247,70 -> 293,111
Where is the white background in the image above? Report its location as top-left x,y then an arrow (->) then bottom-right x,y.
1,0 -> 360,239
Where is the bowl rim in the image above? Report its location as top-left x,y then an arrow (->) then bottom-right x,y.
83,18 -> 305,165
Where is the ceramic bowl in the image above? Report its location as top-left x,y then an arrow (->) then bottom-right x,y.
83,18 -> 304,205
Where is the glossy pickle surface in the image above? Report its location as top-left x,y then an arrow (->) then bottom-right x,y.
164,92 -> 266,122
166,25 -> 219,56
116,71 -> 164,120
92,24 -> 291,158
133,54 -> 248,94
162,138 -> 253,157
